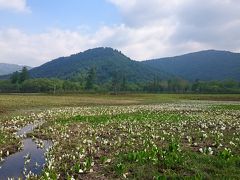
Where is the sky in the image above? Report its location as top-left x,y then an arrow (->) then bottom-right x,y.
0,0 -> 240,67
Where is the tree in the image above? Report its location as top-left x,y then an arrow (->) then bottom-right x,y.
85,67 -> 96,90
19,67 -> 29,83
10,71 -> 20,84
121,74 -> 127,91
192,79 -> 200,92
0,80 -> 18,92
63,80 -> 82,92
111,71 -> 120,94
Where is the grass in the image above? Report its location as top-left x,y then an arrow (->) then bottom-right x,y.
29,104 -> 240,179
212,104 -> 240,110
0,93 -> 240,179
0,130 -> 6,145
1,93 -> 240,112
57,111 -> 191,125
0,129 -> 21,158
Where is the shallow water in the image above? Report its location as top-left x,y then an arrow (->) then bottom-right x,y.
0,122 -> 52,179
17,122 -> 44,137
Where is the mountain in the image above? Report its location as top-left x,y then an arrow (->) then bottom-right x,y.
4,49 -> 239,83
29,47 -> 172,83
0,63 -> 32,76
143,50 -> 240,81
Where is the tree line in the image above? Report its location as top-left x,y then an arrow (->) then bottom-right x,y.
0,67 -> 240,94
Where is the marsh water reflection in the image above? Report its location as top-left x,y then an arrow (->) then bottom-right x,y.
0,122 -> 52,179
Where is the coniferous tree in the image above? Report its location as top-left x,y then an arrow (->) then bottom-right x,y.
121,74 -> 127,91
85,67 -> 96,90
10,71 -> 20,84
19,67 -> 29,83
111,71 -> 120,94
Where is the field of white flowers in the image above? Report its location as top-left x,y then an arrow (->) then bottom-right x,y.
0,100 -> 240,179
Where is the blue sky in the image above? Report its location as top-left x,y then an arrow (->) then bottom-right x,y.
0,0 -> 120,33
0,0 -> 240,66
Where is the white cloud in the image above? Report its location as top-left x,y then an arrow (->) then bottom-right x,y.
0,28 -> 97,66
107,0 -> 186,27
0,25 -> 175,66
0,0 -> 240,66
0,0 -> 30,13
107,0 -> 240,54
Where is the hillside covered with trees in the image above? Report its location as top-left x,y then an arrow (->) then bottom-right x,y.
0,48 -> 240,94
0,66 -> 240,94
143,50 -> 240,81
29,47 -> 172,83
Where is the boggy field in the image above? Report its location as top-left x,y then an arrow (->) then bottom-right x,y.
0,94 -> 240,179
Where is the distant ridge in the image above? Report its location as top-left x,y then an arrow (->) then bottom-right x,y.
143,50 -> 240,81
0,63 -> 32,76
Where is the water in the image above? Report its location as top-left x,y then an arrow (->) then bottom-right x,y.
16,122 -> 44,137
0,122 -> 52,179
